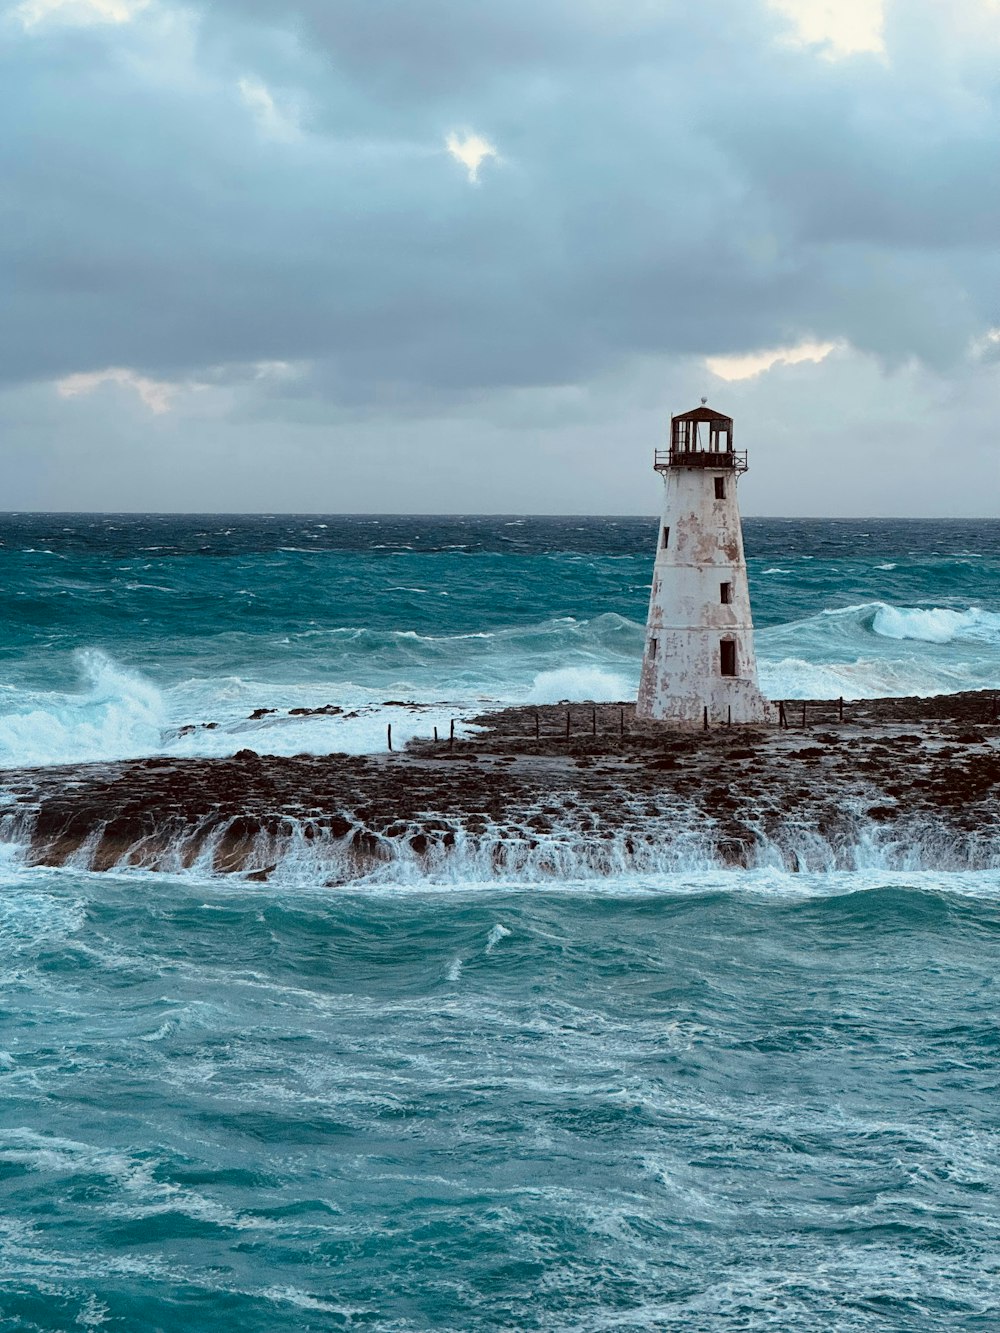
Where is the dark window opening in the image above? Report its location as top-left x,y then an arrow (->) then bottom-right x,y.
720,640 -> 737,677
661,525 -> 670,549
714,477 -> 726,500
649,636 -> 658,659
720,582 -> 733,604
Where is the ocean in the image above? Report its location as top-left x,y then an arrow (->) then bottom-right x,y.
0,515 -> 998,1330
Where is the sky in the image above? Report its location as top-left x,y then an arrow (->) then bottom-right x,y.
3,0 -> 1000,515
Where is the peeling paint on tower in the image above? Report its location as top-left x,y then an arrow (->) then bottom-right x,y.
636,402 -> 773,727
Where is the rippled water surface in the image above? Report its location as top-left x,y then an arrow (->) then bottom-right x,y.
1,872 -> 999,1331
0,516 -> 999,1329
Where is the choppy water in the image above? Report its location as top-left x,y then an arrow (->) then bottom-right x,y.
0,515 -> 998,766
1,515 -> 999,1330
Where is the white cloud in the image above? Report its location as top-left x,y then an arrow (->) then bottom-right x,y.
445,131 -> 498,183
56,367 -> 178,414
970,327 -> 1000,360
238,77 -> 300,142
707,340 -> 840,382
768,0 -> 884,57
13,0 -> 147,28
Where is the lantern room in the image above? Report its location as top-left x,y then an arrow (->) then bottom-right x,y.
655,403 -> 748,474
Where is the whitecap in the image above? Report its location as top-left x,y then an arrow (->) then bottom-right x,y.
486,923 -> 511,953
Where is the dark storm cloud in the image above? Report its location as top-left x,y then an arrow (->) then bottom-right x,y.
2,0 -> 1000,427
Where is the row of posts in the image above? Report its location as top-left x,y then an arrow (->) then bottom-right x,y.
385,703 -> 841,749
386,694 -> 998,748
775,698 -> 845,730
387,719 -> 456,751
386,709 -> 625,750
385,702 -> 838,750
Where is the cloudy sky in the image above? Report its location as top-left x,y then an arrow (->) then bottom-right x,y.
3,0 -> 1000,514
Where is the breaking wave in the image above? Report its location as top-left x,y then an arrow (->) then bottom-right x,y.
526,667 -> 632,703
869,603 -> 1000,644
0,649 -> 165,768
758,602 -> 1000,699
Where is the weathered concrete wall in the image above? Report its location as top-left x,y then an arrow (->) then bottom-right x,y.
636,465 -> 772,726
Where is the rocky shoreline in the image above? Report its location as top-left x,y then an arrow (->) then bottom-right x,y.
1,691 -> 999,879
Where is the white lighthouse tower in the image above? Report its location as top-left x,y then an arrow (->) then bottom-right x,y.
636,402 -> 771,727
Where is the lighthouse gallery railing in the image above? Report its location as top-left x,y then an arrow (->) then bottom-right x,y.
654,448 -> 749,472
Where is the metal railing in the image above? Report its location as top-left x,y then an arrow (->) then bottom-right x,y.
654,448 -> 748,472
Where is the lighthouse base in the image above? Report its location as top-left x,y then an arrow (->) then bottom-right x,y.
636,677 -> 774,728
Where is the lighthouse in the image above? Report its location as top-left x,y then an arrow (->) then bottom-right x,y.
636,402 -> 771,727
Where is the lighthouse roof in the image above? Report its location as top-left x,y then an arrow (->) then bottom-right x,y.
673,404 -> 733,424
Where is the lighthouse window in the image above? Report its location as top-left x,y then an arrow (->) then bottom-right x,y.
720,582 -> 733,604
661,525 -> 670,549
649,637 -> 658,659
714,477 -> 726,500
720,640 -> 737,677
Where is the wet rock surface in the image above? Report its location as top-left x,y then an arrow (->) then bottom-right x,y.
1,692 -> 999,877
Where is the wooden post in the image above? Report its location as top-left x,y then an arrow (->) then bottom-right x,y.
619,707 -> 624,736
727,705 -> 732,727
433,725 -> 438,742
592,706 -> 597,736
535,712 -> 540,739
449,719 -> 455,748
801,702 -> 807,728
703,705 -> 709,731
387,723 -> 392,751
565,710 -> 571,740
839,696 -> 844,722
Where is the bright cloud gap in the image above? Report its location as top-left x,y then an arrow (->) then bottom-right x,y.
445,132 -> 498,183
14,0 -> 147,28
57,368 -> 178,415
767,0 -> 885,58
706,340 -> 840,382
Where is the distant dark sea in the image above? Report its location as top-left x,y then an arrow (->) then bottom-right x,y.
0,515 -> 997,1330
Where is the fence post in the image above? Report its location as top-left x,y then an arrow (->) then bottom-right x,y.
449,719 -> 455,748
703,705 -> 709,731
801,702 -> 807,728
565,710 -> 570,740
592,706 -> 597,737
387,723 -> 392,752
620,707 -> 624,736
433,725 -> 438,742
839,696 -> 844,722
535,711 -> 540,739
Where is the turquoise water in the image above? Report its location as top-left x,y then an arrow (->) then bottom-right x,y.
0,516 -> 999,1330
0,516 -> 998,764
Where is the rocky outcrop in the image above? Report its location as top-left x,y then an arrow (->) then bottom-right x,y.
1,692 -> 998,879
